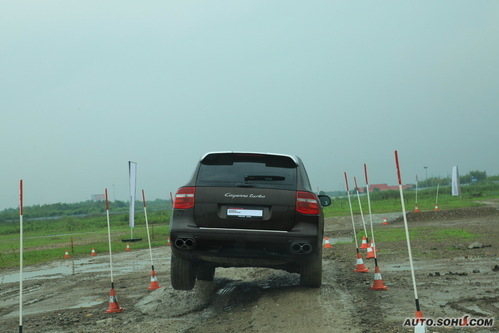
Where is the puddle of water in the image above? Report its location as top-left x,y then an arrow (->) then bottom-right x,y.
3,298 -> 106,319
330,237 -> 353,244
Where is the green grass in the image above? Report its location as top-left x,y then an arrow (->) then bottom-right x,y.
0,211 -> 170,269
359,227 -> 479,244
323,183 -> 499,218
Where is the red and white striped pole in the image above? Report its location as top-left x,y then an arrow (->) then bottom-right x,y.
395,151 -> 426,332
19,180 -> 24,333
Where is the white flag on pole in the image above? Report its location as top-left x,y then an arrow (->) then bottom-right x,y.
129,161 -> 137,228
451,165 -> 460,196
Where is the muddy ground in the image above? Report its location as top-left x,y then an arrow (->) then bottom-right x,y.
1,202 -> 498,332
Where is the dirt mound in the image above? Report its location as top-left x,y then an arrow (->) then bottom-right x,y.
394,206 -> 499,222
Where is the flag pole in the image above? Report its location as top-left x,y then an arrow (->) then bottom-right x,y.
19,180 -> 24,333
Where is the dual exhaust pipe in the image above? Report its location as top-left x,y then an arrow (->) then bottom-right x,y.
290,241 -> 312,254
175,237 -> 196,250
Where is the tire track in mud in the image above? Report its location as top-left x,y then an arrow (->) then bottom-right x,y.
171,258 -> 378,333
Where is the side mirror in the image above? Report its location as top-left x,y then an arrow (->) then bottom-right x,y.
318,194 -> 332,207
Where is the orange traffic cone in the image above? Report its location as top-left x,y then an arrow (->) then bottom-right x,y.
434,204 -> 439,211
414,310 -> 427,332
148,270 -> 161,290
125,243 -> 131,252
365,246 -> 375,259
90,248 -> 97,256
105,287 -> 124,313
64,250 -> 71,259
323,237 -> 333,249
167,237 -> 171,246
370,265 -> 388,290
353,252 -> 369,273
414,204 -> 420,213
382,217 -> 389,225
359,236 -> 369,249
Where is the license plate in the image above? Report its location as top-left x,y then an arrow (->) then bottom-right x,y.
227,207 -> 263,218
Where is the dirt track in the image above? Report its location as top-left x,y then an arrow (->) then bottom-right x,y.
1,204 -> 498,332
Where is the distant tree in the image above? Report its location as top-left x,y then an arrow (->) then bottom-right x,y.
468,170 -> 487,181
460,170 -> 487,184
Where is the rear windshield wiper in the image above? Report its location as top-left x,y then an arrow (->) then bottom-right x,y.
244,175 -> 285,181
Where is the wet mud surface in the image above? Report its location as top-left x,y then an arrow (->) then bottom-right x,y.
1,204 -> 498,332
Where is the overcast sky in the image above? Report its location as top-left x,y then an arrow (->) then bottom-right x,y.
1,1 -> 498,210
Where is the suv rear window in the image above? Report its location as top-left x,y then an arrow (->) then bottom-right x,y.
196,153 -> 297,190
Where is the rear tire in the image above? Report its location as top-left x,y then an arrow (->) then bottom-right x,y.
300,249 -> 322,288
197,265 -> 215,281
171,254 -> 196,290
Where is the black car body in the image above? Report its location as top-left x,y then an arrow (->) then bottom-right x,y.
169,151 -> 331,290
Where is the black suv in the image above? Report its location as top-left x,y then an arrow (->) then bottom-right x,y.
169,151 -> 331,290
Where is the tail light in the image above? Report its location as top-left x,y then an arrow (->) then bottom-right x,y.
174,187 -> 196,209
296,191 -> 320,215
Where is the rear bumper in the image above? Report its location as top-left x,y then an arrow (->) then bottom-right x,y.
170,222 -> 323,268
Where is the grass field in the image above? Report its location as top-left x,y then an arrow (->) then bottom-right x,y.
323,183 -> 498,217
0,211 -> 170,269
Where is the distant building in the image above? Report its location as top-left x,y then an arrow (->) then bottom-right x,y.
91,194 -> 105,201
357,184 -> 413,193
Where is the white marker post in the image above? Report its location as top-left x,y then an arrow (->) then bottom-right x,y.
105,188 -> 114,285
142,190 -> 160,290
129,161 -> 137,240
364,164 -> 378,257
415,175 -> 419,211
394,151 -> 426,332
19,180 -> 24,333
353,177 -> 369,246
345,172 -> 369,273
434,179 -> 440,211
344,173 -> 360,250
105,188 -> 123,313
